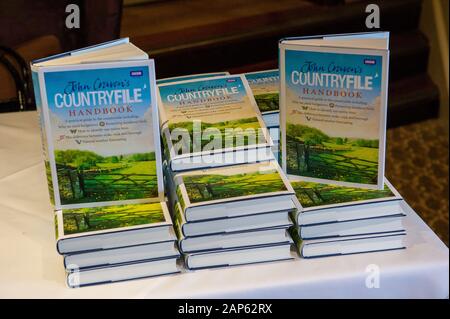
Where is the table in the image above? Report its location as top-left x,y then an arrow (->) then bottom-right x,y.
0,111 -> 448,298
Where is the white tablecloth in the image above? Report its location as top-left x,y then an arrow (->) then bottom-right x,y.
0,111 -> 448,298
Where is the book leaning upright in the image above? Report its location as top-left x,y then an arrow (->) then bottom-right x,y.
279,32 -> 390,190
31,38 -> 180,287
157,74 -> 275,171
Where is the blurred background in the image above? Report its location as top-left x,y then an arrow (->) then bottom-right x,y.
0,0 -> 448,244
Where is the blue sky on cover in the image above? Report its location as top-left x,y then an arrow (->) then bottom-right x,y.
158,76 -> 247,107
285,50 -> 382,103
44,66 -> 151,119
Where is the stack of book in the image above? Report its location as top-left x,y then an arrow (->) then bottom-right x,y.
278,32 -> 407,258
290,179 -> 407,258
56,203 -> 180,287
157,74 -> 297,270
31,39 -> 181,287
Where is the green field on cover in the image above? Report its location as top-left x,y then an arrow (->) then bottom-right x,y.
184,168 -> 287,203
254,93 -> 279,112
286,124 -> 379,184
168,117 -> 264,153
62,203 -> 164,235
54,150 -> 158,204
291,181 -> 394,208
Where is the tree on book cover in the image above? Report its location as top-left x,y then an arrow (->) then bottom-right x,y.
179,162 -> 289,204
291,180 -> 394,208
61,202 -> 165,235
281,37 -> 388,189
286,124 -> 379,184
54,149 -> 157,204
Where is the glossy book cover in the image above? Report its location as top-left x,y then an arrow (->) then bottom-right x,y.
157,75 -> 272,165
35,60 -> 163,209
55,202 -> 171,240
280,38 -> 388,189
290,178 -> 401,211
175,161 -> 294,210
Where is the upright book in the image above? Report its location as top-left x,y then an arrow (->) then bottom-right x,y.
279,32 -> 390,189
31,38 -> 163,209
157,75 -> 274,171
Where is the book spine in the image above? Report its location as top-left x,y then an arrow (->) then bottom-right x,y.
31,69 -> 55,205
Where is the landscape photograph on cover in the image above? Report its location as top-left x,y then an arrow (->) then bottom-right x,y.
62,202 -> 165,235
182,162 -> 288,203
159,76 -> 266,154
245,70 -> 280,113
285,50 -> 383,185
167,117 -> 262,153
44,66 -> 159,204
54,150 -> 158,204
291,180 -> 394,208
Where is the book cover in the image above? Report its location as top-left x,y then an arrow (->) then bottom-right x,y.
157,75 -> 273,169
244,69 -> 279,114
280,33 -> 389,189
291,178 -> 401,212
33,60 -> 163,209
174,161 -> 294,212
55,202 -> 173,250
